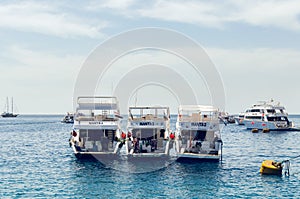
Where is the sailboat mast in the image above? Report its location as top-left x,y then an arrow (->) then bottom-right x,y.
11,97 -> 13,113
6,97 -> 9,113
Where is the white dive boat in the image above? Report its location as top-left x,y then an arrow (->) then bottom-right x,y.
243,100 -> 293,131
234,112 -> 245,125
61,112 -> 74,123
125,106 -> 173,158
174,105 -> 223,162
69,97 -> 124,160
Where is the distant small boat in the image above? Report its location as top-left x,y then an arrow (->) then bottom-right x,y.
219,112 -> 235,124
61,113 -> 74,123
1,97 -> 18,118
234,113 -> 245,125
227,115 -> 236,124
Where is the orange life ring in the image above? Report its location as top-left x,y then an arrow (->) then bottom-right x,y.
170,133 -> 175,139
121,132 -> 126,139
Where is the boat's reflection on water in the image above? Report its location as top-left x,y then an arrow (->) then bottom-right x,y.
74,154 -> 177,174
73,152 -> 221,173
72,155 -> 222,198
174,161 -> 221,174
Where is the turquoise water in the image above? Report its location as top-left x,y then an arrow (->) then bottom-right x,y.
1,115 -> 300,198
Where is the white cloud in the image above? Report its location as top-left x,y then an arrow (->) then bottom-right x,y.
230,0 -> 300,31
87,0 -> 136,10
0,1 -> 106,38
137,1 -> 227,28
116,0 -> 300,31
1,0 -> 299,37
85,0 -> 139,18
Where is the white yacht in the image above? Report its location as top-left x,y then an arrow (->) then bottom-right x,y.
122,106 -> 176,173
243,100 -> 293,131
174,105 -> 223,162
125,106 -> 172,157
69,96 -> 124,161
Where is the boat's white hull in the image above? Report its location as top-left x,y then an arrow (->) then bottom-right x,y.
234,117 -> 244,125
177,153 -> 220,162
74,151 -> 119,160
244,120 -> 290,130
174,139 -> 222,162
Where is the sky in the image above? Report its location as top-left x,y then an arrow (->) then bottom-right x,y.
1,0 -> 300,114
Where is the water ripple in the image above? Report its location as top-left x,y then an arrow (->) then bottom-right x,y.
1,115 -> 300,198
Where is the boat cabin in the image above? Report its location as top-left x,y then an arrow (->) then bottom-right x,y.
126,106 -> 170,155
71,97 -> 121,154
175,105 -> 221,155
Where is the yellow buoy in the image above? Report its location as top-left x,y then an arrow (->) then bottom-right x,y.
262,128 -> 270,133
252,128 -> 259,133
260,160 -> 283,175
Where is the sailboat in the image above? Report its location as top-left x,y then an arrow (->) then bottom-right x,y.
1,97 -> 18,117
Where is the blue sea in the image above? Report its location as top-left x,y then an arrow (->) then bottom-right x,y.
1,115 -> 300,198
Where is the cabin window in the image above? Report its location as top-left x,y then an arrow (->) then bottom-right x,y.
267,109 -> 275,114
194,130 -> 206,141
250,109 -> 261,113
88,130 -> 103,141
245,116 -> 262,120
267,116 -> 288,122
180,130 -> 207,143
160,129 -> 165,138
104,130 -> 115,141
79,129 -> 87,138
132,129 -> 157,140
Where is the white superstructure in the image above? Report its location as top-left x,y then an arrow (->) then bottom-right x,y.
69,96 -> 123,159
243,100 -> 293,130
125,106 -> 172,157
174,105 -> 223,162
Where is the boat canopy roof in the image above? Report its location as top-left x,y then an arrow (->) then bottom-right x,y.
252,99 -> 285,109
178,105 -> 218,113
128,106 -> 170,119
249,105 -> 286,112
129,106 -> 170,110
129,106 -> 169,113
76,96 -> 119,110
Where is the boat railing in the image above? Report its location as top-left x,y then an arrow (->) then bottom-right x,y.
178,114 -> 218,122
129,107 -> 170,121
77,102 -> 119,110
129,114 -> 168,121
75,114 -> 118,121
77,96 -> 118,104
